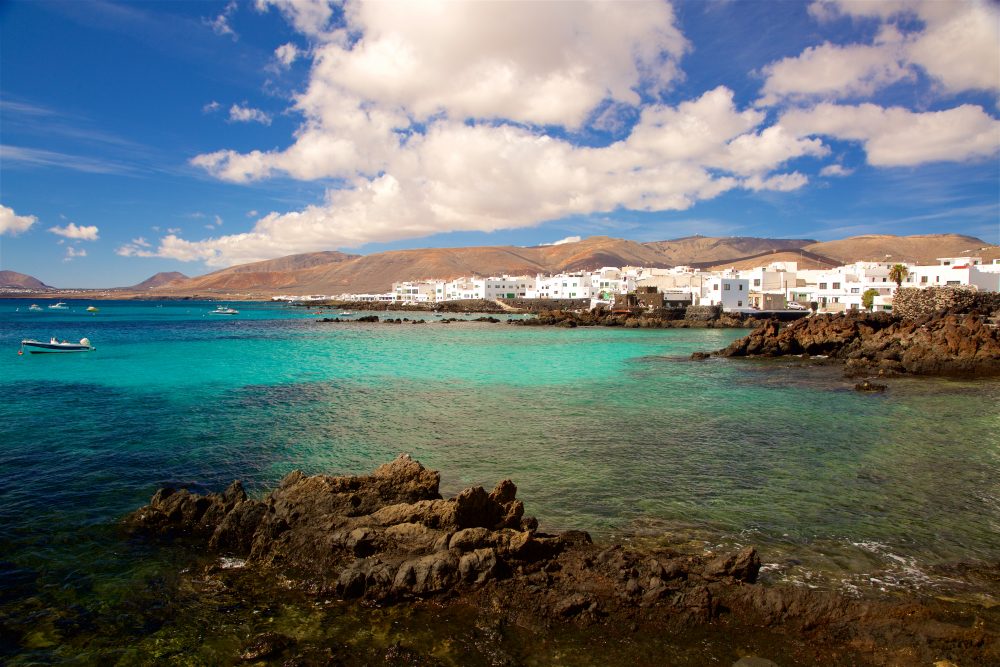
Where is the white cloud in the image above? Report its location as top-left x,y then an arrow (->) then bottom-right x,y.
758,41 -> 910,105
256,0 -> 335,39
0,204 -> 37,236
229,104 -> 272,125
820,163 -> 854,177
274,42 -> 300,67
207,0 -> 239,39
130,237 -> 151,247
782,103 -> 1000,167
247,209 -> 258,217
64,246 -> 87,261
793,1 -> 1000,101
203,100 -> 221,113
542,236 -> 582,246
48,222 -> 99,240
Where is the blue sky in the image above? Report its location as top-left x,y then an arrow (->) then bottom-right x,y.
1,0 -> 998,287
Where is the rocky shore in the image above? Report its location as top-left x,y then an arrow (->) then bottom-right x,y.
711,310 -> 1000,376
123,456 -> 998,665
513,306 -> 806,329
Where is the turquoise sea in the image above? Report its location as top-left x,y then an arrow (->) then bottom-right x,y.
2,299 -> 999,661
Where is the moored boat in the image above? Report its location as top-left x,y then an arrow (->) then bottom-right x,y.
29,304 -> 43,312
19,337 -> 95,354
48,302 -> 69,310
87,306 -> 99,313
210,305 -> 239,315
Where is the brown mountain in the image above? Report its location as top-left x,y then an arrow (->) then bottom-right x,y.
128,271 -> 189,290
150,233 -> 998,297
642,236 -> 815,265
155,237 -> 670,296
0,270 -> 51,290
804,234 -> 991,264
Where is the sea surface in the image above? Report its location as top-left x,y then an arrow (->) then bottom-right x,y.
2,299 -> 999,662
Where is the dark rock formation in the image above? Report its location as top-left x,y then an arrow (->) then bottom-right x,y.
515,306 -> 801,329
123,457 -> 1000,665
715,311 -> 1000,376
854,380 -> 887,392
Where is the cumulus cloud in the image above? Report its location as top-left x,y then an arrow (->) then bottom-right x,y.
0,203 -> 37,236
770,0 -> 1000,104
229,104 -> 272,125
64,246 -> 87,261
758,41 -> 911,105
48,222 -> 99,240
782,103 -> 1000,166
274,42 -> 300,67
819,163 -> 854,177
167,0 -> 997,268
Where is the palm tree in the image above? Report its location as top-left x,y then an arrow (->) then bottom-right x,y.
888,264 -> 908,288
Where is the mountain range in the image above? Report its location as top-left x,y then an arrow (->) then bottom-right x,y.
6,234 -> 996,297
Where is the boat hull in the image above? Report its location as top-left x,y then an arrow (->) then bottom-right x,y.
20,340 -> 95,353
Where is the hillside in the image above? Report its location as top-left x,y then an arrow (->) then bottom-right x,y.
642,236 -> 814,265
128,271 -> 189,290
805,234 -> 990,264
0,270 -> 51,290
156,237 -> 670,295
703,250 -> 839,272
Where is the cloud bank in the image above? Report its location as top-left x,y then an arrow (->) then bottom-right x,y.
130,0 -> 999,267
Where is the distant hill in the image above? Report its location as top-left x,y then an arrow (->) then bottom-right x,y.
143,233 -> 998,297
703,250 -> 839,271
129,271 -> 189,290
642,236 -> 815,265
156,237 -> 670,295
0,270 -> 51,290
804,234 -> 990,264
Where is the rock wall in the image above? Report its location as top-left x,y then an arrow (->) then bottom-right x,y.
714,311 -> 1000,376
893,287 -> 1000,319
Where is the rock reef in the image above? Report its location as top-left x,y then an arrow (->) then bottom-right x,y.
123,456 -> 999,665
714,311 -> 1000,376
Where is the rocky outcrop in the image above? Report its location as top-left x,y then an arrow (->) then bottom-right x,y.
124,456 -> 763,606
515,307 -> 803,329
120,457 -> 1000,665
715,311 -> 1000,376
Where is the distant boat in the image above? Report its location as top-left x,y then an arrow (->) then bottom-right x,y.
48,302 -> 69,310
210,305 -> 239,315
29,304 -> 43,312
19,337 -> 95,354
86,306 -> 99,313
338,311 -> 354,316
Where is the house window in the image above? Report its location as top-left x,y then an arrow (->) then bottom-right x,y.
819,282 -> 827,289
737,300 -> 742,307
921,276 -> 928,284
739,284 -> 743,290
946,280 -> 960,285
753,279 -> 761,286
851,288 -> 859,294
832,282 -> 840,289
724,284 -> 731,291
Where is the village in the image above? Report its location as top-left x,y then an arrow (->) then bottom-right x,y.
275,255 -> 1000,313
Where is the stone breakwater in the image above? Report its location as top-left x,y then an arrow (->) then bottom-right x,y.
713,311 -> 1000,376
123,456 -> 998,665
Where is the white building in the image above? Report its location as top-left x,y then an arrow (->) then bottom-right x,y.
700,277 -> 750,310
904,257 -> 1000,292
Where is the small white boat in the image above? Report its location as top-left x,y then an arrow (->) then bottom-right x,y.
210,305 -> 239,315
19,337 -> 95,354
338,311 -> 354,316
86,306 -> 99,313
48,302 -> 69,310
29,304 -> 43,312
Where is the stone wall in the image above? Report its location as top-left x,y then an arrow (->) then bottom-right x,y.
684,305 -> 721,321
893,287 -> 1000,319
501,298 -> 591,312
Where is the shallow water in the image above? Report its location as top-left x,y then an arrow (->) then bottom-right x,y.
2,299 -> 999,660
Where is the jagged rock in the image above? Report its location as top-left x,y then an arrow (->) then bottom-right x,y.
703,546 -> 761,583
713,312 -> 1000,377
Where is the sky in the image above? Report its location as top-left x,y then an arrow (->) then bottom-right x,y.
1,0 -> 998,288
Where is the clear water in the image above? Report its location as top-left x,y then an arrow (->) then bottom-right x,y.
2,299 -> 999,659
